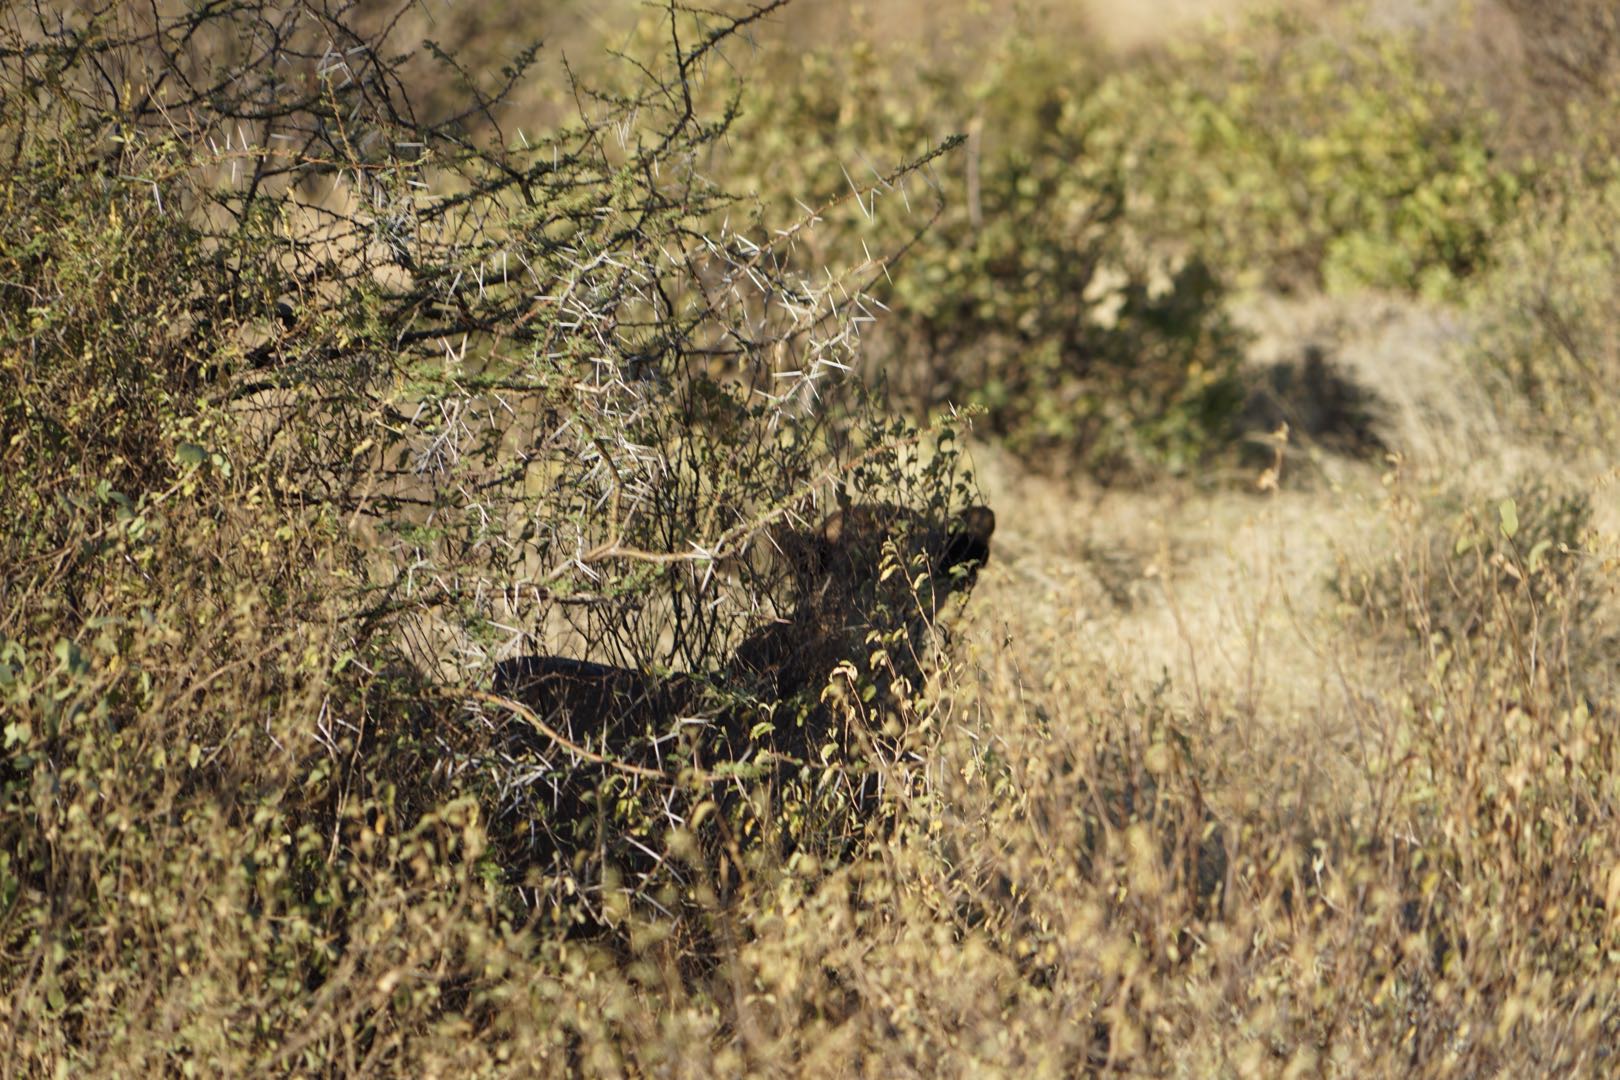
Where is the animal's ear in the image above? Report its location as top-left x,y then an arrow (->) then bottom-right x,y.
780,523 -> 836,579
941,505 -> 996,573
816,507 -> 850,547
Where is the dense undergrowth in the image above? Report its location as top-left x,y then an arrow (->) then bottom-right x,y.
3,0 -> 1620,1074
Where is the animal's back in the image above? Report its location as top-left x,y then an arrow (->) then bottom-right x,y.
489,503 -> 996,745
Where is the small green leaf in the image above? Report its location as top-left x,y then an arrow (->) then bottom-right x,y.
53,638 -> 87,675
176,442 -> 209,468
1528,539 -> 1552,574
1498,498 -> 1519,540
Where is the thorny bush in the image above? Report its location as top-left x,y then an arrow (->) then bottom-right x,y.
0,0 -> 982,1068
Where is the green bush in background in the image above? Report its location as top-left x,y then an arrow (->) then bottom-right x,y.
1103,12 -> 1525,299
1470,158 -> 1620,449
698,9 -> 1529,478
712,31 -> 1247,480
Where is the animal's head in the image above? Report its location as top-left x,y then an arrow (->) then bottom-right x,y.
938,505 -> 997,582
754,505 -> 984,637
784,503 -> 996,608
726,500 -> 996,701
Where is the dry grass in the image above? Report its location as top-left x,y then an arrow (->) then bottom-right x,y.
6,0 -> 1620,1075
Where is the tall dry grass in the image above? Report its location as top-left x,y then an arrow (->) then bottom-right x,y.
4,0 -> 1620,1075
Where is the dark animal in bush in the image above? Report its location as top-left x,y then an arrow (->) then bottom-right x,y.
478,503 -> 994,920
491,504 -> 996,761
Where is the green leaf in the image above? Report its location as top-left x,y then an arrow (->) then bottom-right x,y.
1527,539 -> 1553,574
53,638 -> 87,675
1498,498 -> 1519,540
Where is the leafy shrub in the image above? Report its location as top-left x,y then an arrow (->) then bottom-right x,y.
609,582 -> 1619,1073
1104,12 -> 1525,299
1471,164 -> 1620,448
1339,482 -> 1590,635
700,10 -> 1525,477
712,29 -> 1248,480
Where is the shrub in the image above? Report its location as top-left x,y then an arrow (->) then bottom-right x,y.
711,28 -> 1249,480
1470,162 -> 1620,448
1501,0 -> 1620,104
8,1 -> 1619,1073
0,0 -> 977,1067
1104,11 -> 1525,299
1337,481 -> 1599,667
700,11 -> 1525,477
